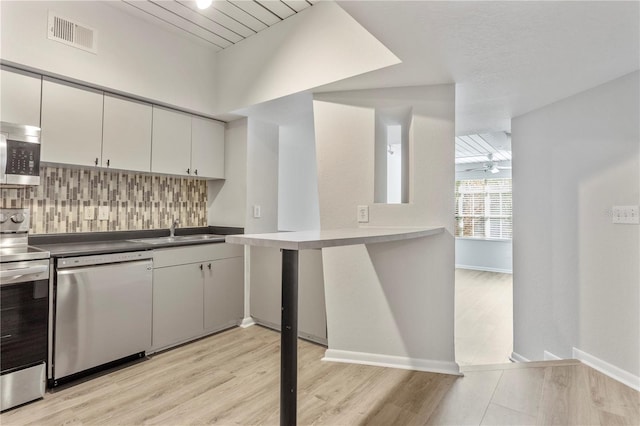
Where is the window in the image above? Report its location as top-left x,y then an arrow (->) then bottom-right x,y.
374,106 -> 411,204
386,124 -> 402,204
455,178 -> 512,239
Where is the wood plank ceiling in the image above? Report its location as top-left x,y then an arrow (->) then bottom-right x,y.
121,0 -> 316,50
455,132 -> 512,164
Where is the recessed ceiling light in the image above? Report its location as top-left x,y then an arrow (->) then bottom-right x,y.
196,0 -> 213,9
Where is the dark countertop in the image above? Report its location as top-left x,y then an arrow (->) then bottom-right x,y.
30,226 -> 242,258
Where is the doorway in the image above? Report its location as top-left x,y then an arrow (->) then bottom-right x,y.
453,132 -> 513,366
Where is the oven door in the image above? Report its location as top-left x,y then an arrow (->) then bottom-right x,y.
0,259 -> 49,411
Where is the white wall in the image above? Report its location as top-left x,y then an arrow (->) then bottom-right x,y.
512,71 -> 639,380
242,118 -> 279,328
215,1 -> 400,113
455,239 -> 512,273
245,119 -> 279,234
0,1 -> 217,115
207,119 -> 247,227
278,113 -> 321,231
313,84 -> 458,373
237,96 -> 326,341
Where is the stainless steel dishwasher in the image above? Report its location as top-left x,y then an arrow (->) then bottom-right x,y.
51,251 -> 152,386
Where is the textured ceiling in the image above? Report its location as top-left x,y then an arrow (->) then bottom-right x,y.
317,1 -> 640,134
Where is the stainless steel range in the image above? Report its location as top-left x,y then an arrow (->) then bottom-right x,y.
0,208 -> 50,411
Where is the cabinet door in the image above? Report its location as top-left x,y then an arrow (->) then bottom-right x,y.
151,106 -> 191,176
102,94 -> 152,172
0,67 -> 41,127
204,257 -> 243,332
191,116 -> 224,179
152,264 -> 204,350
41,78 -> 103,167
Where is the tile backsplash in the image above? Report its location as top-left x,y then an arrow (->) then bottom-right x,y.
1,166 -> 208,234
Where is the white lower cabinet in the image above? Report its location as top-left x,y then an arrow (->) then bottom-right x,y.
152,263 -> 204,350
204,257 -> 244,332
151,243 -> 243,352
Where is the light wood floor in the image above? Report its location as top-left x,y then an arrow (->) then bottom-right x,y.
2,326 -> 638,425
455,268 -> 513,366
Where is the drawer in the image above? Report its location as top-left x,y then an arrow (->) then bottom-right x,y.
153,243 -> 243,268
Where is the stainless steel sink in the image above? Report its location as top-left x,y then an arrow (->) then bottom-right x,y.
174,234 -> 224,242
128,234 -> 224,245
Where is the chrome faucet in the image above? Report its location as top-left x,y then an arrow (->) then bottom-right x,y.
170,219 -> 180,237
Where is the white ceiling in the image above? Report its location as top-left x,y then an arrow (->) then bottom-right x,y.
119,0 -> 314,50
317,1 -> 640,134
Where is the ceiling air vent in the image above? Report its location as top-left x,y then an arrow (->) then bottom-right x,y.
47,12 -> 97,54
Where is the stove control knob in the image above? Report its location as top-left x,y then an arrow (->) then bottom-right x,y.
0,213 -> 8,223
11,213 -> 25,223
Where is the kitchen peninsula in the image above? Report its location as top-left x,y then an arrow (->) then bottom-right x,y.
226,226 -> 453,425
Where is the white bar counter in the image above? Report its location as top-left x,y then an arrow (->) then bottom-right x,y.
226,226 -> 447,425
226,226 -> 444,250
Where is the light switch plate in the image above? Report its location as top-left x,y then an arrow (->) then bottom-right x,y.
83,207 -> 94,221
612,205 -> 639,224
253,205 -> 261,219
98,206 -> 109,221
357,205 -> 369,223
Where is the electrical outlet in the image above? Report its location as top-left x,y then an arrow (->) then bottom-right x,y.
98,206 -> 109,221
83,207 -> 94,221
253,205 -> 261,219
612,205 -> 639,224
357,205 -> 369,223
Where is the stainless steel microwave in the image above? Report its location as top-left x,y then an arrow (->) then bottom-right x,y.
0,122 -> 41,186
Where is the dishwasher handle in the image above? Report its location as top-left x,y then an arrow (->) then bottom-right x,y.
57,251 -> 153,269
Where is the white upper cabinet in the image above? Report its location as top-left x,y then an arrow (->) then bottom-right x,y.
152,108 -> 225,178
8,68 -> 224,177
191,116 -> 224,179
41,78 -> 103,167
0,67 -> 42,127
102,95 -> 152,172
151,106 -> 192,176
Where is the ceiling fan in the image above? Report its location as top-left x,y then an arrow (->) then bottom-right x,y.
462,153 -> 512,174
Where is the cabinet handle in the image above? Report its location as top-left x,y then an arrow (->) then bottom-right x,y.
194,169 -> 198,176
208,263 -> 211,270
94,158 -> 99,166
106,159 -> 110,167
199,264 -> 203,270
187,168 -> 190,175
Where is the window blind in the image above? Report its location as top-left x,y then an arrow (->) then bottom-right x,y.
455,178 -> 512,239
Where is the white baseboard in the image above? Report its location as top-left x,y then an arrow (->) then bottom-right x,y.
544,350 -> 562,361
323,349 -> 462,376
510,351 -> 530,363
572,347 -> 640,391
239,317 -> 256,328
455,264 -> 513,274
